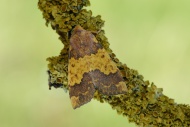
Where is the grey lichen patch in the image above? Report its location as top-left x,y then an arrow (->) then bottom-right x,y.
38,0 -> 190,126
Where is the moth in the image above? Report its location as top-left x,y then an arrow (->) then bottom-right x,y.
68,25 -> 127,109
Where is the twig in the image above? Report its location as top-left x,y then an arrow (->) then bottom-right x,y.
38,0 -> 190,126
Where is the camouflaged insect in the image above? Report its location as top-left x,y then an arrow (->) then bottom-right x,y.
68,25 -> 127,109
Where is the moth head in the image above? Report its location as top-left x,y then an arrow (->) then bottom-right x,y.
72,25 -> 84,35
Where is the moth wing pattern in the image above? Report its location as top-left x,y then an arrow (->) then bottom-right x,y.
69,72 -> 96,109
68,25 -> 127,109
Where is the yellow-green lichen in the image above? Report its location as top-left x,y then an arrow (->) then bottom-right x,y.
38,0 -> 190,126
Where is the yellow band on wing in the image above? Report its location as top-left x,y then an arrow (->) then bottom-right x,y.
68,48 -> 118,86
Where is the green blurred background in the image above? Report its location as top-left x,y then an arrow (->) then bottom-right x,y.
1,0 -> 190,127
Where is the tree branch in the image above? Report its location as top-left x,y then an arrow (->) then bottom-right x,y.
38,0 -> 190,126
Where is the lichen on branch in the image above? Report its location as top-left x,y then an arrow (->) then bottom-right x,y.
38,0 -> 190,126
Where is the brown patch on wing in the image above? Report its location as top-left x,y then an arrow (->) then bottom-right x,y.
69,72 -> 95,109
69,25 -> 102,59
69,69 -> 127,109
90,70 -> 127,95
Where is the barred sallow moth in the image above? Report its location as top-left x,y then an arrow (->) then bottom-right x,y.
68,25 -> 127,109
